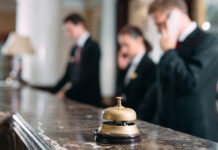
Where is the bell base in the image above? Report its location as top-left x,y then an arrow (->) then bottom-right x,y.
94,130 -> 142,144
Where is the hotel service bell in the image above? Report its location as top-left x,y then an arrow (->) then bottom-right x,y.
95,97 -> 142,144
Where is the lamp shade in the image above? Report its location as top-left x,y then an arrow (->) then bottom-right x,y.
1,32 -> 35,56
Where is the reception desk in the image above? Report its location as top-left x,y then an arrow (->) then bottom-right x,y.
0,86 -> 218,150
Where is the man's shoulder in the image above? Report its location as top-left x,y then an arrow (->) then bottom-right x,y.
195,28 -> 217,45
141,53 -> 156,67
190,28 -> 218,54
83,38 -> 100,52
85,37 -> 99,47
83,38 -> 101,58
138,53 -> 156,74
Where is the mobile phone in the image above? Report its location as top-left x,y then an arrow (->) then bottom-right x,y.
168,10 -> 180,36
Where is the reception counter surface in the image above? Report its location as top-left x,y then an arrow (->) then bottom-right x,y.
0,86 -> 218,150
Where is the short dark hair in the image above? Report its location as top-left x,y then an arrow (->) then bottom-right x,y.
149,0 -> 188,14
119,25 -> 152,52
63,13 -> 86,27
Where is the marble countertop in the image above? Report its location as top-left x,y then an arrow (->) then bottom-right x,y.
0,86 -> 218,150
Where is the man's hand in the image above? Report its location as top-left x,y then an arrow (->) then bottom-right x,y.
117,50 -> 130,70
160,19 -> 179,52
56,91 -> 66,99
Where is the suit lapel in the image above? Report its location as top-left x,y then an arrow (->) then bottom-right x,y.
80,37 -> 91,61
68,46 -> 77,63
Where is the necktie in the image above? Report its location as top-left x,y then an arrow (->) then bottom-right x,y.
75,45 -> 82,63
176,41 -> 181,49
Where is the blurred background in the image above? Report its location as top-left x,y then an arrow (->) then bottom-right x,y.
0,0 -> 217,102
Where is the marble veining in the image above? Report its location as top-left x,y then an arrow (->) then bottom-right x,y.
0,86 -> 218,150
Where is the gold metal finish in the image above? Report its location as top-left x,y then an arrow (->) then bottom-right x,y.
116,97 -> 122,107
97,97 -> 141,136
98,123 -> 140,135
102,97 -> 136,121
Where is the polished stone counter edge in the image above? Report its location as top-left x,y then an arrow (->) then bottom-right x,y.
12,113 -> 53,150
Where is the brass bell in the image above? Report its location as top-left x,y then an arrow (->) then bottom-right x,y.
95,97 -> 142,144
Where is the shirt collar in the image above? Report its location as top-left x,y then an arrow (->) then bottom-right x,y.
131,51 -> 145,66
178,21 -> 197,42
76,31 -> 90,48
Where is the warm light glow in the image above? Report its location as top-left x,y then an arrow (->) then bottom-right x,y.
202,21 -> 211,31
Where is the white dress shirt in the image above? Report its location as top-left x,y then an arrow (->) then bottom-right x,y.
178,21 -> 197,42
76,31 -> 90,48
124,52 -> 145,85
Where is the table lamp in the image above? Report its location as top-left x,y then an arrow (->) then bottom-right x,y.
1,32 -> 34,56
0,32 -> 35,87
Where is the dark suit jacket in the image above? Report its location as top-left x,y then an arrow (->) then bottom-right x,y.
156,27 -> 218,142
51,37 -> 101,107
117,53 -> 156,121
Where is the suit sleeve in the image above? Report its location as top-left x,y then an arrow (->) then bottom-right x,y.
137,59 -> 157,122
50,64 -> 70,94
144,59 -> 156,92
159,35 -> 218,93
65,43 -> 100,97
116,69 -> 127,96
137,83 -> 157,122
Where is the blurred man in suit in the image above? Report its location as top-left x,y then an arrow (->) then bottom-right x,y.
149,0 -> 218,141
116,26 -> 156,122
50,14 -> 101,107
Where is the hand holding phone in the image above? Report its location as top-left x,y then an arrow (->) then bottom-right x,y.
117,50 -> 130,70
168,10 -> 180,36
159,10 -> 180,51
